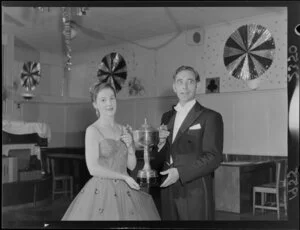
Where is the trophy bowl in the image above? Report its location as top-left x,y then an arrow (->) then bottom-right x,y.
132,119 -> 160,186
132,130 -> 159,150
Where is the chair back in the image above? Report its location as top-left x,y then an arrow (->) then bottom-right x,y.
275,159 -> 287,189
50,158 -> 57,178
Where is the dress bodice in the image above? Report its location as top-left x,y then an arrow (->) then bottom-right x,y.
97,139 -> 128,174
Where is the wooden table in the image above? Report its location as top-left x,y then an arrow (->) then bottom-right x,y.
46,153 -> 86,193
214,161 -> 275,213
32,176 -> 52,207
2,175 -> 51,208
47,153 -> 85,160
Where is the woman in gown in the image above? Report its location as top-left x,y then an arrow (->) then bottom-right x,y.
62,82 -> 160,221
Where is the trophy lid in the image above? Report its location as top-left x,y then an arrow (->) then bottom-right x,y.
139,118 -> 157,132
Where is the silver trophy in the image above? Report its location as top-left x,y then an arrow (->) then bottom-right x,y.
132,118 -> 159,186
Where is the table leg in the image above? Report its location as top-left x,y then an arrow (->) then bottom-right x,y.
72,160 -> 80,193
47,157 -> 50,175
33,183 -> 37,207
40,155 -> 45,174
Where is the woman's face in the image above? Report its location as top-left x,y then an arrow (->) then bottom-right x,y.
93,87 -> 117,118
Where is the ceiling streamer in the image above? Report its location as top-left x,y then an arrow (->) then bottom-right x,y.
223,24 -> 276,81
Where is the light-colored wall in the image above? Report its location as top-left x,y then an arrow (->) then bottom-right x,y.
114,87 -> 287,156
65,11 -> 288,156
2,10 -> 288,156
70,11 -> 287,98
64,103 -> 95,147
2,35 -> 68,147
60,86 -> 287,156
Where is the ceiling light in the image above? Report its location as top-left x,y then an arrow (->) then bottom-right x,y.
63,25 -> 77,40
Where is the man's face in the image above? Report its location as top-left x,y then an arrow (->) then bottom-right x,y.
173,70 -> 198,105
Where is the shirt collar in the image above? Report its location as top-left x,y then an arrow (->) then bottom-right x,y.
174,99 -> 196,112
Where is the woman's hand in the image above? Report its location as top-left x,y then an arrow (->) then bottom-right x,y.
120,125 -> 134,149
123,175 -> 140,190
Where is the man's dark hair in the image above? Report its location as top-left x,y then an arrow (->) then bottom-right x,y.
173,65 -> 200,82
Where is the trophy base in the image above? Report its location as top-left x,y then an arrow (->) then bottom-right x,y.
137,169 -> 158,186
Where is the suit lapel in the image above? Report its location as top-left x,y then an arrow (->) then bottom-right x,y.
172,102 -> 205,144
166,111 -> 176,145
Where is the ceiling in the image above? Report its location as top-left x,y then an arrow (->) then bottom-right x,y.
2,6 -> 284,54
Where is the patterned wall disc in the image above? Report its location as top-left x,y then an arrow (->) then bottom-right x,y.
97,52 -> 127,92
20,61 -> 41,91
224,24 -> 276,80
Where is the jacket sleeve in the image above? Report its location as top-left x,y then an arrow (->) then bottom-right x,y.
177,112 -> 224,184
150,113 -> 170,171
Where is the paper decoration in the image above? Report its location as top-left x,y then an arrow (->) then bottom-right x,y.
206,77 -> 220,93
20,61 -> 41,91
128,77 -> 145,96
62,7 -> 72,71
97,53 -> 127,92
224,24 -> 275,80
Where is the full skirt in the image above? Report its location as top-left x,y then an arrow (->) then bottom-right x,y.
62,177 -> 160,221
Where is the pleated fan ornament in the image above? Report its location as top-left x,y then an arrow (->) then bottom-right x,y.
20,61 -> 41,99
97,52 -> 127,92
223,24 -> 275,81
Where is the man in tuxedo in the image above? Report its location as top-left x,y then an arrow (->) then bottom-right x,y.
156,65 -> 224,220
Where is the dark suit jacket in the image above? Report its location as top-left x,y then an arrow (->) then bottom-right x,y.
153,101 -> 224,220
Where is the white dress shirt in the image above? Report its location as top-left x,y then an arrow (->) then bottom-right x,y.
172,99 -> 196,142
159,99 -> 196,164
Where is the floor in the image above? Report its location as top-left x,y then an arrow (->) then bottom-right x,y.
2,194 -> 288,228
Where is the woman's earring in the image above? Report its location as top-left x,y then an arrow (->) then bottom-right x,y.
96,109 -> 100,117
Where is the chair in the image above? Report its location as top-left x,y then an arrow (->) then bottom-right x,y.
49,158 -> 73,201
253,160 -> 287,219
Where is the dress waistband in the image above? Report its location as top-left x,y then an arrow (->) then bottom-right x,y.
96,177 -> 123,184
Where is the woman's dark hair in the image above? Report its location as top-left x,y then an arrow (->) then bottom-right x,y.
172,65 -> 200,82
89,82 -> 116,103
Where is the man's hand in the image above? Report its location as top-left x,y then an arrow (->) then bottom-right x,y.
158,124 -> 170,146
160,168 -> 179,187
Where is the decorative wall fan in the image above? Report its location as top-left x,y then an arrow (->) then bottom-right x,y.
20,61 -> 41,99
97,53 -> 127,92
223,24 -> 276,81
